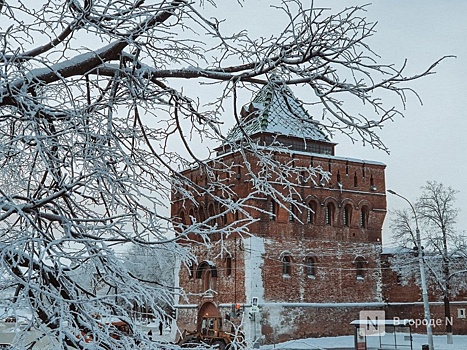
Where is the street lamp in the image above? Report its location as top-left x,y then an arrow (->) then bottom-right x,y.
387,189 -> 434,350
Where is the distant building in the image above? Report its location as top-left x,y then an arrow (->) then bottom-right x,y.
172,79 -> 467,345
172,79 -> 386,344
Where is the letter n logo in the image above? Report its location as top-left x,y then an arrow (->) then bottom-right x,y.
359,310 -> 385,337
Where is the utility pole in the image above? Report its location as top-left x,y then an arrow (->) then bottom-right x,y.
388,190 -> 434,350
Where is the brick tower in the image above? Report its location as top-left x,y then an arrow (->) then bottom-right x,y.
172,79 -> 387,344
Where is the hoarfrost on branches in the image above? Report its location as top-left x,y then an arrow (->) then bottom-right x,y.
0,0 -> 448,348
389,181 -> 467,342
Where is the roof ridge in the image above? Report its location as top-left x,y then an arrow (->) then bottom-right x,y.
225,78 -> 330,143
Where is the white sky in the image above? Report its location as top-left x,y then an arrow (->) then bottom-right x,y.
322,1 -> 467,244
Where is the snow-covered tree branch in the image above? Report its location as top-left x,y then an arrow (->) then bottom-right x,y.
0,0 -> 449,348
389,181 -> 466,343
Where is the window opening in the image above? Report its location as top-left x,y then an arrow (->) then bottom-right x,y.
325,203 -> 334,226
289,203 -> 294,222
308,202 -> 317,224
269,200 -> 276,221
343,204 -> 352,227
208,203 -> 216,226
355,258 -> 366,280
306,257 -> 316,278
458,309 -> 466,319
226,255 -> 232,277
203,269 -> 212,291
189,209 -> 195,225
282,255 -> 292,276
360,206 -> 369,229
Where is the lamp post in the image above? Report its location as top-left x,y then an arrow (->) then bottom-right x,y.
388,189 -> 434,350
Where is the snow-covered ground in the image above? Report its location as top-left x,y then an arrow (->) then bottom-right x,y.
1,306 -> 466,350
261,334 -> 467,350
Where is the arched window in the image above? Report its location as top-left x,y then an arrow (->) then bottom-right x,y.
225,254 -> 232,277
289,201 -> 300,222
281,254 -> 292,276
196,261 -> 218,292
305,256 -> 316,278
203,269 -> 212,291
220,205 -> 228,226
188,261 -> 195,279
343,204 -> 352,227
188,209 -> 195,225
325,202 -> 335,226
269,199 -> 277,221
207,203 -> 216,226
319,174 -> 325,187
307,201 -> 317,224
360,206 -> 369,229
370,175 -> 377,191
288,203 -> 294,222
198,206 -> 206,222
300,171 -> 307,185
355,257 -> 366,280
179,211 -> 186,225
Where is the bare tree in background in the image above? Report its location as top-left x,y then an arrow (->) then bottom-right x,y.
0,0 -> 448,348
418,181 -> 461,344
124,243 -> 176,319
390,181 -> 466,344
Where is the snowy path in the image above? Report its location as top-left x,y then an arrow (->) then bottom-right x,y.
261,334 -> 467,350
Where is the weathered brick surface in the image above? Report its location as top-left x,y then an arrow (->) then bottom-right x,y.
260,306 -> 375,343
384,303 -> 467,335
173,146 -> 390,342
260,239 -> 381,303
173,142 -> 467,342
381,253 -> 467,335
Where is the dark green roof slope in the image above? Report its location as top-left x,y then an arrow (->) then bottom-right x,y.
227,78 -> 329,142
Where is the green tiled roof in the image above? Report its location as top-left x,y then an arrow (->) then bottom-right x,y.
226,78 -> 329,142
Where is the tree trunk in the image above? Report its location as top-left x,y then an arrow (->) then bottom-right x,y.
444,294 -> 453,344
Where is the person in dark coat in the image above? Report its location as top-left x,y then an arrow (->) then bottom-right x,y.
159,320 -> 163,335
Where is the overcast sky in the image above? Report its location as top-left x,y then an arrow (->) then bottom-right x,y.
208,1 -> 467,244
323,1 -> 467,244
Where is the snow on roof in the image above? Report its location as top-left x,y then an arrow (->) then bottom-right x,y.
215,144 -> 386,167
226,76 -> 329,142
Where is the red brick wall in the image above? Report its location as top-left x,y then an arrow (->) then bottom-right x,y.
173,146 -> 388,342
260,239 -> 381,303
381,253 -> 467,335
384,303 -> 467,335
260,305 -> 380,343
177,239 -> 247,307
